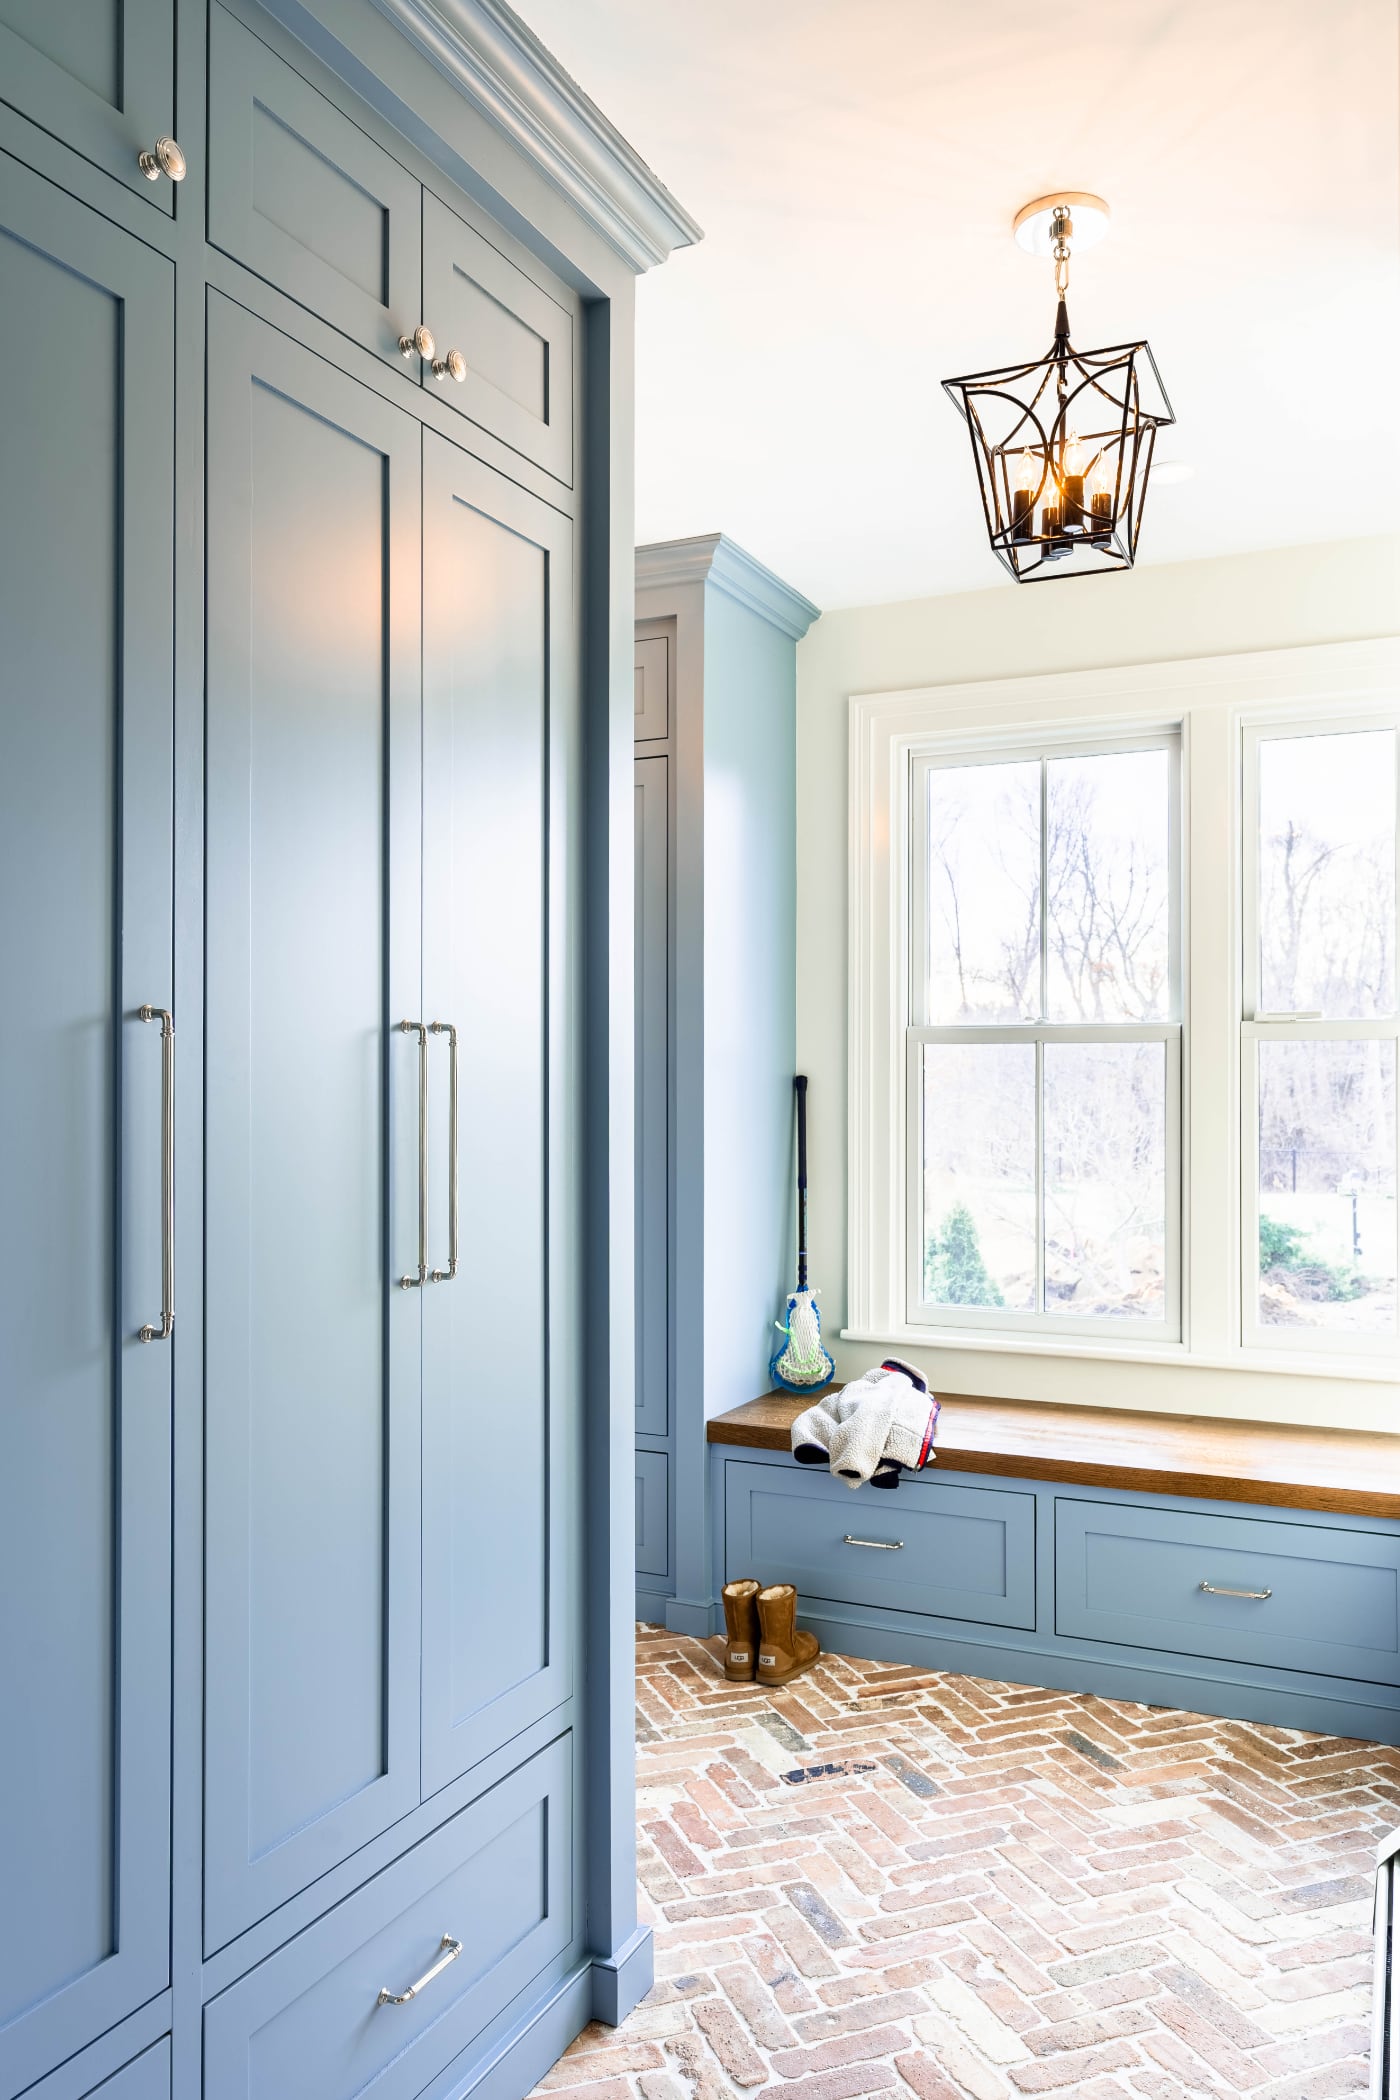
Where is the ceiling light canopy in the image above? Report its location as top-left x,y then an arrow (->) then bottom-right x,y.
942,195 -> 1175,584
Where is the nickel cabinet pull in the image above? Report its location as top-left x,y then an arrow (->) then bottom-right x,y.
428,1021 -> 459,1282
398,1021 -> 428,1289
377,1932 -> 462,2007
137,1005 -> 174,1341
1200,1579 -> 1272,1601
844,1535 -> 903,1551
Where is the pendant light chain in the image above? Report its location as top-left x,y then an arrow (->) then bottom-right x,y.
1051,206 -> 1072,303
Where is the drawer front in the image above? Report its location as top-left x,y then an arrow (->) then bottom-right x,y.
634,635 -> 669,741
422,190 -> 574,484
0,0 -> 175,214
204,1736 -> 573,2100
208,5 -> 422,371
1056,1499 -> 1400,1685
726,1461 -> 1036,1629
88,2042 -> 169,2100
635,1450 -> 669,1579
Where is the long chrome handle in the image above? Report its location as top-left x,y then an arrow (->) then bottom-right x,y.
398,1021 -> 428,1288
137,1005 -> 174,1342
428,1022 -> 458,1282
844,1535 -> 903,1551
1200,1579 -> 1272,1601
377,1933 -> 462,2007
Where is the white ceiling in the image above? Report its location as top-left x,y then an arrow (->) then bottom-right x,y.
519,0 -> 1400,611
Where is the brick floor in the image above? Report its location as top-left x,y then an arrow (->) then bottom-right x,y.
531,1623 -> 1400,2100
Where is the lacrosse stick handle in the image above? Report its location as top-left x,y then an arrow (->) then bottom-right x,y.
795,1075 -> 809,1292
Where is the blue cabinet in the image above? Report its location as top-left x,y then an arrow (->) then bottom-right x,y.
0,151 -> 173,2100
0,0 -> 177,212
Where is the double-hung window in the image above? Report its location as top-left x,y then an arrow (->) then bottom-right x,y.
1243,718 -> 1399,1352
906,733 -> 1182,1340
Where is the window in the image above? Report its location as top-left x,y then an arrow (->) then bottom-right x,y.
1243,721 -> 1400,1352
906,736 -> 1181,1338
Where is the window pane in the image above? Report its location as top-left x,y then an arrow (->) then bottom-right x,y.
1043,1041 -> 1167,1318
926,759 -> 1040,1022
1046,748 -> 1171,1021
1257,1038 -> 1397,1332
1258,729 -> 1397,1018
921,1043 -> 1035,1310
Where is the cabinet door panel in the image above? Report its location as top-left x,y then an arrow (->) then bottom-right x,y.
204,295 -> 422,1950
419,432 -> 577,1796
0,0 -> 175,213
208,6 -> 422,369
634,755 -> 669,1437
421,191 -> 574,484
0,154 -> 172,2100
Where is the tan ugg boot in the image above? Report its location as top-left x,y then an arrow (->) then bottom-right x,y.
721,1579 -> 761,1681
756,1584 -> 820,1687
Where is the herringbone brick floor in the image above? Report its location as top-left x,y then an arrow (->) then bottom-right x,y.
532,1623 -> 1400,2100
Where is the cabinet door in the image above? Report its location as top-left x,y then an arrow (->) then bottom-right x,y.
204,295 -> 422,1950
0,154 -> 172,2100
0,0 -> 176,214
419,431 -> 577,1796
421,191 -> 574,485
634,755 -> 669,1438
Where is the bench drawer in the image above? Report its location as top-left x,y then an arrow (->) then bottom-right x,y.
204,1735 -> 572,2100
725,1460 -> 1036,1629
208,5 -> 422,373
1056,1499 -> 1400,1685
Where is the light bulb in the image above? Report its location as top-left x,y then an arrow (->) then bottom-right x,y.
1015,448 -> 1039,492
1062,435 -> 1085,478
1088,450 -> 1114,496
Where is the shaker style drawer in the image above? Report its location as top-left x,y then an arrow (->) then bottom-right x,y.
0,0 -> 177,213
422,189 -> 575,484
725,1461 -> 1036,1629
635,1450 -> 669,1580
207,4 -> 422,371
1056,1499 -> 1400,1685
204,1736 -> 573,2100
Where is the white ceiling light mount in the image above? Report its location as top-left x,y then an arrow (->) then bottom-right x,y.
1013,192 -> 1111,258
942,188 -> 1174,584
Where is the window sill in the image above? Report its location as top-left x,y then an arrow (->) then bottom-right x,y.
840,1325 -> 1400,1385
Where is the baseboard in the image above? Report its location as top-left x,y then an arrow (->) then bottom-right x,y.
793,1600 -> 1400,1747
635,1584 -> 673,1625
662,1595 -> 716,1638
591,1924 -> 654,2026
432,1962 -> 594,2100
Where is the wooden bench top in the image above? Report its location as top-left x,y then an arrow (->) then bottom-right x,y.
707,1387 -> 1400,1520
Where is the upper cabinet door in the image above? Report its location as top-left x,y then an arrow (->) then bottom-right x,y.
207,5 -> 423,372
419,431 -> 578,1797
0,154 -> 173,2100
203,295 -> 423,1952
421,191 -> 575,486
0,0 -> 177,213
634,755 -> 670,1438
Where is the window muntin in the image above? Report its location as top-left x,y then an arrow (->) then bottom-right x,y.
1244,720 -> 1400,1352
908,734 -> 1181,1339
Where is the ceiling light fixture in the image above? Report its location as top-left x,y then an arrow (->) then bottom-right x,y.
942,193 -> 1175,583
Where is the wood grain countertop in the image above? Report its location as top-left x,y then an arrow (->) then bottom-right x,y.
707,1387 -> 1400,1520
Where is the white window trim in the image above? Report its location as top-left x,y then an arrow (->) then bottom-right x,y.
847,636 -> 1400,1381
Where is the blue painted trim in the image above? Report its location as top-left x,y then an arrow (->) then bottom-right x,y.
423,1962 -> 594,2100
636,536 -> 820,641
635,1585 -> 673,1625
590,1924 -> 654,2027
663,1595 -> 718,1638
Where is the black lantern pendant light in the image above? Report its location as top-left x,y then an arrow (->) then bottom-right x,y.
942,193 -> 1175,583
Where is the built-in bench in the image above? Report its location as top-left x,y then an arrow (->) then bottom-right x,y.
708,1390 -> 1400,1744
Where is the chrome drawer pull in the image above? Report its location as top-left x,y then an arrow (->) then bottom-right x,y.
1200,1579 -> 1272,1601
844,1535 -> 903,1551
377,1933 -> 463,2006
137,1005 -> 174,1341
397,1021 -> 428,1288
428,1021 -> 458,1281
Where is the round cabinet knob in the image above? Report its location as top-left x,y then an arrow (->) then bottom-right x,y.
137,135 -> 186,183
398,325 -> 436,363
432,348 -> 467,384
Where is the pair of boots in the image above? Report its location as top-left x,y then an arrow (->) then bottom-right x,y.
721,1580 -> 820,1686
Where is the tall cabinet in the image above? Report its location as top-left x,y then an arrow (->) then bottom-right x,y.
0,6 -> 698,2099
633,537 -> 819,1631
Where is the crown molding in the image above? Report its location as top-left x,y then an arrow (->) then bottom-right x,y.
636,534 -> 821,641
369,0 -> 703,272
